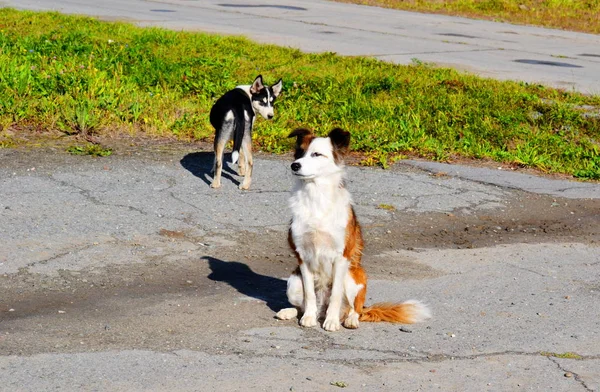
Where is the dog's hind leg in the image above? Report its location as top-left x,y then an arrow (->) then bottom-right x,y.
239,132 -> 253,190
343,266 -> 366,329
211,137 -> 226,189
276,271 -> 303,320
211,115 -> 234,189
238,149 -> 246,176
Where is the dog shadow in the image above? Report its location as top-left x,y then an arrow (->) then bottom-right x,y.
204,256 -> 289,312
180,152 -> 240,187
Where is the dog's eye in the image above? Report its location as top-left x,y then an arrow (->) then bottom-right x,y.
311,152 -> 322,157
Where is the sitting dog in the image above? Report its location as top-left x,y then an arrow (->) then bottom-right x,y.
209,75 -> 282,190
276,127 -> 431,331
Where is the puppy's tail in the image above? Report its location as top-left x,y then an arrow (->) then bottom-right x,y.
359,300 -> 431,324
231,109 -> 246,165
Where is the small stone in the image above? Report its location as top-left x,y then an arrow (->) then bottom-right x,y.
564,372 -> 573,378
8,308 -> 15,312
58,310 -> 66,314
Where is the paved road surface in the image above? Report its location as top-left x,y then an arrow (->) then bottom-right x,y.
7,0 -> 600,94
1,142 -> 599,391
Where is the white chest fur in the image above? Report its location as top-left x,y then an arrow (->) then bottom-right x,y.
289,178 -> 351,282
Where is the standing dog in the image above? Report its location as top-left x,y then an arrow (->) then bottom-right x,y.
209,75 -> 282,190
276,128 -> 431,331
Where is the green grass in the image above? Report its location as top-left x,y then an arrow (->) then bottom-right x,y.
540,351 -> 583,360
0,9 -> 599,179
333,0 -> 600,35
66,143 -> 112,157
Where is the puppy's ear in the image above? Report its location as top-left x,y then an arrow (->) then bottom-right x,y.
250,75 -> 264,94
288,128 -> 314,159
271,79 -> 283,98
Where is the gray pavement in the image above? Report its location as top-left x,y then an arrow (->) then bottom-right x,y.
1,145 -> 599,391
6,0 -> 600,93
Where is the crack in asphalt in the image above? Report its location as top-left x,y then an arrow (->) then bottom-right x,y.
23,242 -> 100,270
231,335 -> 600,371
548,356 -> 594,392
49,175 -> 151,217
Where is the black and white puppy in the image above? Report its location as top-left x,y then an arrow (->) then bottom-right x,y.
209,75 -> 282,190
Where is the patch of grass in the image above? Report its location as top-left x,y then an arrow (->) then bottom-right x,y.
377,203 -> 397,211
332,0 -> 600,35
540,351 -> 583,360
0,138 -> 15,148
66,143 -> 112,157
1,9 -> 599,179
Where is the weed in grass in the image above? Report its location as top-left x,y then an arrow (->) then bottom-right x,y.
1,9 -> 599,179
66,144 -> 112,157
540,351 -> 583,360
0,139 -> 15,148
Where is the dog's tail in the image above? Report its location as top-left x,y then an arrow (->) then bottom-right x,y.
230,108 -> 246,165
359,300 -> 431,324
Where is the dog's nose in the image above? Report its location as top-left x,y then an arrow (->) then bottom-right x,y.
267,114 -> 274,120
291,162 -> 301,172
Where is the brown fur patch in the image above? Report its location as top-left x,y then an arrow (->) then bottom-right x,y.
343,207 -> 364,266
328,128 -> 350,165
288,128 -> 314,159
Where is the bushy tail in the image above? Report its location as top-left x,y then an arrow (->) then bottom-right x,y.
231,107 -> 246,165
359,300 -> 431,324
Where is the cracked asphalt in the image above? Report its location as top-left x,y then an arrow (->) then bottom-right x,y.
1,140 -> 599,391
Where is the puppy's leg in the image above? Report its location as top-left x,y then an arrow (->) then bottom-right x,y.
238,148 -> 246,176
323,256 -> 350,332
276,271 -> 303,320
299,262 -> 318,328
211,117 -> 234,189
239,129 -> 253,190
211,137 -> 226,189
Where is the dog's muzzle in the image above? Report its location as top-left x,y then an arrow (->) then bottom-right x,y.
291,162 -> 301,172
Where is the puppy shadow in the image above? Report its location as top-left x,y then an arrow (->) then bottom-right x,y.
204,256 -> 289,312
180,152 -> 239,187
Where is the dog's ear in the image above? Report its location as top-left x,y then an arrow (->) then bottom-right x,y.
288,128 -> 314,159
250,75 -> 264,94
328,128 -> 350,163
271,79 -> 283,98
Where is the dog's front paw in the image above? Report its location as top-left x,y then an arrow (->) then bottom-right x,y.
343,313 -> 360,329
299,313 -> 318,328
210,180 -> 221,189
276,308 -> 298,320
323,317 -> 341,332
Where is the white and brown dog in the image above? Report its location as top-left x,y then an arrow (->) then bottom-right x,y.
276,127 -> 431,331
